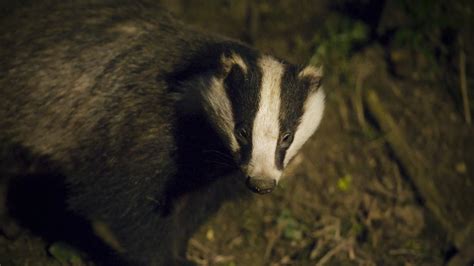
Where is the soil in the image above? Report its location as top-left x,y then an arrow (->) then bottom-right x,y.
1,1 -> 473,265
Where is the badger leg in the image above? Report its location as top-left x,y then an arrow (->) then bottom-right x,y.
64,137 -> 193,265
67,171 -> 197,266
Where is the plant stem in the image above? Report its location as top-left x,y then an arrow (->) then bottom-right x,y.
459,37 -> 471,125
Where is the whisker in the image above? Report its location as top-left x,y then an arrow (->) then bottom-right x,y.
204,159 -> 235,168
203,149 -> 233,159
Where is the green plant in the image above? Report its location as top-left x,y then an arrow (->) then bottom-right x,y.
394,0 -> 473,66
277,209 -> 305,240
310,15 -> 369,71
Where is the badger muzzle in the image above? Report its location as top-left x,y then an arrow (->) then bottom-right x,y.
245,176 -> 276,194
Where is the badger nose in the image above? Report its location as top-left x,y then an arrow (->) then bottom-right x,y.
246,177 -> 276,194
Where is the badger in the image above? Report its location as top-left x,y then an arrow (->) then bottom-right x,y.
0,1 -> 325,265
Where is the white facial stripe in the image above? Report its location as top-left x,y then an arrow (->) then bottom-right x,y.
284,87 -> 325,166
230,53 -> 248,73
201,53 -> 248,154
202,77 -> 239,152
221,52 -> 248,74
298,65 -> 323,79
248,56 -> 284,180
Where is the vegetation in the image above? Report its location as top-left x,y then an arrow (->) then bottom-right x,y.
1,1 -> 472,265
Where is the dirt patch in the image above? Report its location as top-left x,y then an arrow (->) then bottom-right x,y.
1,1 -> 473,265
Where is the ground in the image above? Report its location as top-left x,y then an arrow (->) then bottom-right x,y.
1,1 -> 473,265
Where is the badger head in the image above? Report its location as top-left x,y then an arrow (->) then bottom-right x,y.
201,52 -> 325,194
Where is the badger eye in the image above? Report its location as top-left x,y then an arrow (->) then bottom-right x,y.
280,133 -> 293,148
235,127 -> 248,144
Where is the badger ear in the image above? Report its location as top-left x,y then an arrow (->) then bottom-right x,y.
220,52 -> 248,77
298,65 -> 323,90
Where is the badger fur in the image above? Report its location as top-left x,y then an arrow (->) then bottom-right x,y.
0,1 -> 325,265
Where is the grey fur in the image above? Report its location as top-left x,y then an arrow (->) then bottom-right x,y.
0,1 -> 324,265
0,2 -> 256,265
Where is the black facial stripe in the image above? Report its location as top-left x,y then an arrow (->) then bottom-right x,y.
275,65 -> 313,169
223,50 -> 262,165
275,147 -> 289,170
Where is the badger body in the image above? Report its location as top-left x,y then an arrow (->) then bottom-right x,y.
0,1 -> 325,265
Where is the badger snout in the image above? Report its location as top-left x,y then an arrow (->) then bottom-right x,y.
245,176 -> 276,194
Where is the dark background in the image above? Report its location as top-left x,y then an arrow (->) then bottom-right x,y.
1,0 -> 473,265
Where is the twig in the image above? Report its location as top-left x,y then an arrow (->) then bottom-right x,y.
311,224 -> 338,238
244,0 -> 259,44
189,239 -> 211,255
264,226 -> 282,261
92,221 -> 124,253
364,90 -> 458,245
315,239 -> 352,266
459,37 -> 471,125
310,239 -> 327,260
354,74 -> 368,131
389,248 -> 419,256
213,255 -> 235,264
337,92 -> 351,130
